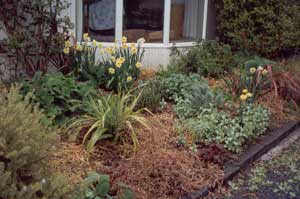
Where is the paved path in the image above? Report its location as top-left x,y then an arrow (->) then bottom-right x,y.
227,128 -> 300,199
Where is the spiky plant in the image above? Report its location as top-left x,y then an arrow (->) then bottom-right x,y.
67,91 -> 150,152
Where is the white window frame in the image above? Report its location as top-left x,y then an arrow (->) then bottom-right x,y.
75,0 -> 209,48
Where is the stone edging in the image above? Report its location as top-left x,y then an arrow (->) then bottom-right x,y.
182,121 -> 300,199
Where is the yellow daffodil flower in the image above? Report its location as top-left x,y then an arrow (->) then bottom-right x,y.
250,67 -> 256,74
127,76 -> 132,82
242,89 -> 248,94
247,92 -> 253,98
111,56 -> 116,63
108,68 -> 115,74
116,61 -> 122,68
76,45 -> 83,51
131,47 -> 137,54
63,47 -> 70,54
106,48 -> 113,55
65,40 -> 71,48
83,33 -> 90,42
122,44 -> 128,49
135,62 -> 142,68
240,94 -> 248,101
262,69 -> 268,75
122,36 -> 127,43
119,57 -> 125,63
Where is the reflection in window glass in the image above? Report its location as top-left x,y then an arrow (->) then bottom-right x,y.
83,0 -> 115,42
170,0 -> 203,42
123,0 -> 164,43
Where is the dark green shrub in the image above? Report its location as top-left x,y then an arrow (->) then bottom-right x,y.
21,72 -> 97,125
0,86 -> 72,199
135,79 -> 166,112
214,0 -> 300,57
168,40 -> 236,77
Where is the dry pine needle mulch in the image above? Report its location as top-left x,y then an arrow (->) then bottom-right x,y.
51,109 -> 224,199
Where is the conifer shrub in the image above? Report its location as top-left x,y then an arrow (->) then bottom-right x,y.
0,85 -> 72,199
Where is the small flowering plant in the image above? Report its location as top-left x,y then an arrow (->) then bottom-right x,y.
239,88 -> 254,126
224,57 -> 274,102
100,36 -> 145,92
63,34 -> 145,92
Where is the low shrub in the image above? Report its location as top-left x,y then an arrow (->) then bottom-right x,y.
67,91 -> 149,152
174,81 -> 224,119
21,72 -> 97,125
178,105 -> 270,152
169,40 -> 236,77
161,73 -> 205,102
65,35 -> 145,92
135,79 -> 166,112
0,86 -> 72,199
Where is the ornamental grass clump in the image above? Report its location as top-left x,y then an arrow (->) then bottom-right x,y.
67,91 -> 150,152
64,34 -> 145,92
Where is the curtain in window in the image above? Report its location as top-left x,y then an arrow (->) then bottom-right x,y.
89,0 -> 116,30
183,0 -> 203,39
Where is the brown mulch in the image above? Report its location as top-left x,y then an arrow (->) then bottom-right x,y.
51,107 -> 224,199
258,92 -> 300,128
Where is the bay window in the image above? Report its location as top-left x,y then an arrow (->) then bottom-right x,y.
76,0 -> 208,45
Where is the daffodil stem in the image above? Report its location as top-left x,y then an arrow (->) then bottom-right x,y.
240,102 -> 244,127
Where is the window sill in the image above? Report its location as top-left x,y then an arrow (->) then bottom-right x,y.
83,41 -> 197,49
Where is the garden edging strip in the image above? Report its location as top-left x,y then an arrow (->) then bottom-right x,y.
182,121 -> 300,199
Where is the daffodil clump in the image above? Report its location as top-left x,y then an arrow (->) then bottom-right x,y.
63,34 -> 145,92
225,62 -> 272,103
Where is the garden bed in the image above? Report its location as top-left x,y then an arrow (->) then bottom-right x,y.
51,106 -> 224,199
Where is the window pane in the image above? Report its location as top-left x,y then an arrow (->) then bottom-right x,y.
123,0 -> 164,43
83,0 -> 116,42
170,0 -> 203,42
